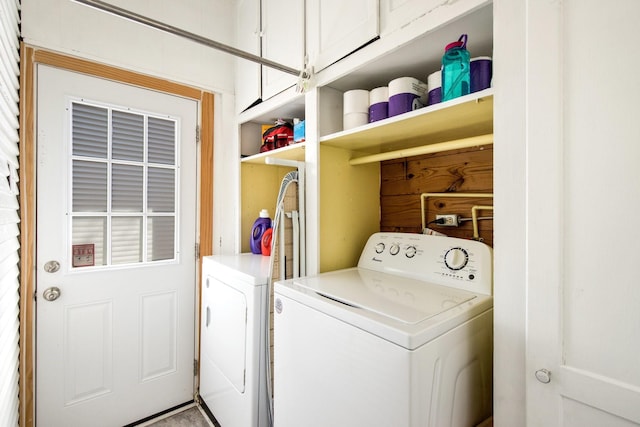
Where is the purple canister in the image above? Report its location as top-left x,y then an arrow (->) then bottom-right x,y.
368,86 -> 389,122
470,56 -> 492,93
427,70 -> 442,106
388,77 -> 428,117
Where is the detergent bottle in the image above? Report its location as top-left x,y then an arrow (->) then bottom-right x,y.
261,228 -> 273,256
250,209 -> 271,254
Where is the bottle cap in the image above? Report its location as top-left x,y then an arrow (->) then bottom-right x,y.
445,41 -> 464,51
259,209 -> 270,218
445,34 -> 468,51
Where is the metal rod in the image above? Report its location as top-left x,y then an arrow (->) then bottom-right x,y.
73,0 -> 302,77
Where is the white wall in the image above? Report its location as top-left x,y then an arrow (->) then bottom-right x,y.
493,0 -> 527,424
21,0 -> 235,91
21,0 -> 240,254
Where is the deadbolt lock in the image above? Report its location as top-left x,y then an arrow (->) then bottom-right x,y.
44,260 -> 61,273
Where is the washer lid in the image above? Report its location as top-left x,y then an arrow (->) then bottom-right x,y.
291,267 -> 476,324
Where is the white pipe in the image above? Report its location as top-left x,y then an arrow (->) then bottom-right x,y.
291,211 -> 299,278
297,163 -> 306,277
265,157 -> 306,276
471,205 -> 494,240
279,207 -> 286,280
349,134 -> 493,166
420,192 -> 494,231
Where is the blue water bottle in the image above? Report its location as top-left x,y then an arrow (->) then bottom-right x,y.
441,34 -> 470,102
250,209 -> 271,254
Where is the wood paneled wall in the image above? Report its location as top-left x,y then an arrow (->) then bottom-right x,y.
380,145 -> 494,246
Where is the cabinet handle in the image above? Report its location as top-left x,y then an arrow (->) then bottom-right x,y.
535,369 -> 551,384
206,306 -> 211,327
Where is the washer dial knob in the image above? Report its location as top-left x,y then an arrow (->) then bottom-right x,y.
389,244 -> 400,256
375,242 -> 385,254
444,247 -> 469,270
405,246 -> 417,258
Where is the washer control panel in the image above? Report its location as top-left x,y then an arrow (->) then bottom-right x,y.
358,232 -> 492,295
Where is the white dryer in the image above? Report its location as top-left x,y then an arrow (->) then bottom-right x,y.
200,254 -> 271,427
274,232 -> 493,427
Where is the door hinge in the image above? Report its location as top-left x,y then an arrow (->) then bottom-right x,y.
195,242 -> 200,259
194,359 -> 199,376
196,125 -> 201,144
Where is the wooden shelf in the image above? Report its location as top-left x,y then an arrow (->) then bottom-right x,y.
241,142 -> 306,165
320,89 -> 494,156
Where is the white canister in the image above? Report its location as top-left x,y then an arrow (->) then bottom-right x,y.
343,89 -> 370,114
343,89 -> 370,130
343,112 -> 369,130
369,86 -> 389,122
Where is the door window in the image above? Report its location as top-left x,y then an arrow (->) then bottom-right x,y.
70,101 -> 178,268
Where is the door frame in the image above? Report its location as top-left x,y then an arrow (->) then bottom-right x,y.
18,45 -> 215,427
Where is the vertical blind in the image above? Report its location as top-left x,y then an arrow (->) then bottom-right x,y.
0,0 -> 21,426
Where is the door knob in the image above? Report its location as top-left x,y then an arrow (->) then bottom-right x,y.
44,260 -> 60,273
43,287 -> 61,302
535,368 -> 551,384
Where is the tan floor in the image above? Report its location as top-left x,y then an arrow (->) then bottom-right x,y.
136,406 -> 215,427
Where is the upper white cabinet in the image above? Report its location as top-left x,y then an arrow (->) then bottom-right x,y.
312,0 -> 491,90
235,0 -> 262,113
261,0 -> 305,100
379,0 -> 442,36
235,0 -> 305,113
306,0 -> 379,72
379,0 -> 493,38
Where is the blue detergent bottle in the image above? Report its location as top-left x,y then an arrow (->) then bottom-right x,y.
250,209 -> 271,254
442,34 -> 471,102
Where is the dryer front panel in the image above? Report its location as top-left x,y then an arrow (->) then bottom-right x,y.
204,275 -> 247,393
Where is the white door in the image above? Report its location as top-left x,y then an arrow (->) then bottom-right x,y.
526,1 -> 640,425
36,65 -> 198,427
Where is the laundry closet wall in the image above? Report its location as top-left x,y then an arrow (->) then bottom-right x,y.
380,146 -> 494,246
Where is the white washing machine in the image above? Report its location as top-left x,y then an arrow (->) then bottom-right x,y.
200,254 -> 271,427
274,232 -> 493,427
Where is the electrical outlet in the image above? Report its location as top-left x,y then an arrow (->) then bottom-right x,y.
436,214 -> 460,226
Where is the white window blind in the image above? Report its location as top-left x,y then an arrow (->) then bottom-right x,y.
0,0 -> 21,426
70,101 -> 178,268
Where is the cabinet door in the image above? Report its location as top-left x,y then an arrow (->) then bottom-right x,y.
379,0 -> 441,36
307,0 -> 379,72
261,0 -> 304,100
522,1 -> 640,426
236,0 -> 262,113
